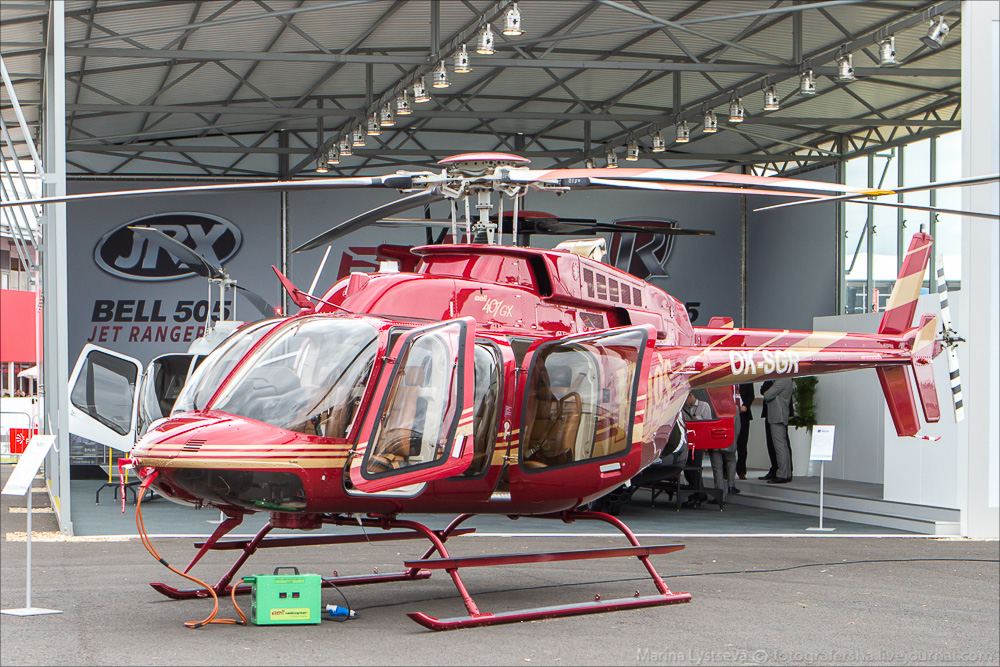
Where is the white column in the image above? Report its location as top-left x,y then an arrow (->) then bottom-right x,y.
959,1 -> 1000,538
41,1 -> 72,535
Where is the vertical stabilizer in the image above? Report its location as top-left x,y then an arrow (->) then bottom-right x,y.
878,232 -> 933,335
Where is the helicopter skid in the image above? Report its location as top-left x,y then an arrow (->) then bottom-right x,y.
402,510 -> 691,630
150,515 -> 475,601
407,592 -> 693,631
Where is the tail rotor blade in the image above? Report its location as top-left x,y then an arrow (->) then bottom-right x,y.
935,254 -> 965,423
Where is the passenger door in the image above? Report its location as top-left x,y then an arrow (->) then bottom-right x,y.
68,345 -> 144,452
510,325 -> 655,503
348,317 -> 477,493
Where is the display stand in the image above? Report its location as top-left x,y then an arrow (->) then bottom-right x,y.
2,435 -> 63,616
805,425 -> 836,532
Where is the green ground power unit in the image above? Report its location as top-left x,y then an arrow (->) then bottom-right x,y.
244,568 -> 322,626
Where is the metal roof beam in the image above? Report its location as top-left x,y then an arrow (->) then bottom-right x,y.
63,142 -> 831,163
66,0 -> 382,48
62,103 -> 962,127
60,47 -> 959,77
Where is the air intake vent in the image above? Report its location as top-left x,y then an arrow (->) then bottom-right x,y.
580,312 -> 606,331
632,287 -> 643,307
620,284 -> 631,305
596,274 -> 607,300
582,267 -> 595,297
181,438 -> 206,453
609,279 -> 620,302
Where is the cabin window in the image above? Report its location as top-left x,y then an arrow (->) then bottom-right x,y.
520,329 -> 645,469
364,321 -> 464,475
172,319 -> 279,414
208,318 -> 379,436
459,344 -> 501,477
138,354 -> 195,436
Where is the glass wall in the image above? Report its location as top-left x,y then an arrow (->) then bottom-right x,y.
841,130 -> 961,314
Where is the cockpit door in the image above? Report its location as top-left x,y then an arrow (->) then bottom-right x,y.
68,344 -> 144,452
510,325 -> 655,503
349,317 -> 476,493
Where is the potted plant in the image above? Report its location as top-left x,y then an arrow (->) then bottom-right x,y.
788,376 -> 818,476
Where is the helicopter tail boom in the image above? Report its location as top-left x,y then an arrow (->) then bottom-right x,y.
685,232 -> 942,436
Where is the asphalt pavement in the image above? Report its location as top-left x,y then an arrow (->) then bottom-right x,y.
2,466 -> 998,666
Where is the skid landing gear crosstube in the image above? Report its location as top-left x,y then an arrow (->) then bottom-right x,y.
149,510 -> 691,629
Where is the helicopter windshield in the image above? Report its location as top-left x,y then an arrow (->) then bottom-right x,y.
171,319 -> 280,414
209,317 -> 379,438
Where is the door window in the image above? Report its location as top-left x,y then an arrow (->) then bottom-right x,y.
521,328 -> 646,469
365,322 -> 465,474
70,350 -> 138,435
349,317 -> 476,493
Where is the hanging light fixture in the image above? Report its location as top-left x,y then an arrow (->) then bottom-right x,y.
454,44 -> 471,73
703,109 -> 718,133
367,112 -> 381,136
503,2 -> 522,36
728,96 -> 745,123
625,139 -> 639,161
432,60 -> 450,88
413,77 -> 430,103
878,36 -> 897,66
396,90 -> 411,115
339,137 -> 352,156
605,145 -> 618,168
675,120 -> 690,143
763,84 -> 780,111
476,22 -> 495,54
326,145 -> 340,166
352,125 -> 366,147
920,16 -> 949,50
799,69 -> 817,95
315,155 -> 328,173
836,52 -> 856,81
584,157 -> 596,169
651,130 -> 666,152
380,105 -> 395,127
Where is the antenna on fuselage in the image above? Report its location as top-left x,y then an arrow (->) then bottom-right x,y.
307,245 -> 333,296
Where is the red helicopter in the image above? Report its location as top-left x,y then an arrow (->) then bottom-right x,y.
5,153 -> 992,630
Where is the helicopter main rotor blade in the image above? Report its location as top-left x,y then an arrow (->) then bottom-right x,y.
581,176 -> 831,200
0,174 -> 423,209
293,189 -> 445,252
129,226 -> 225,280
509,167 -> 871,196
232,284 -> 277,319
753,174 -> 1000,218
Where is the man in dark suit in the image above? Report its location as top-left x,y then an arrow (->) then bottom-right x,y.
736,383 -> 754,480
758,381 -> 777,480
762,378 -> 794,483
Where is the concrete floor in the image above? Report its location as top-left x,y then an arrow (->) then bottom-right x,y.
67,476 -> 912,539
3,464 -> 999,666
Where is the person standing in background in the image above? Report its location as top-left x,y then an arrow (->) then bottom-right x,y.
762,378 -> 794,484
735,383 -> 754,480
758,380 -> 777,480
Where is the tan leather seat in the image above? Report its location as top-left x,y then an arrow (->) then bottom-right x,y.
366,365 -> 423,474
523,386 -> 582,469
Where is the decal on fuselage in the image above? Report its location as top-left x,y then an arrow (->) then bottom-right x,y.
728,349 -> 800,376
